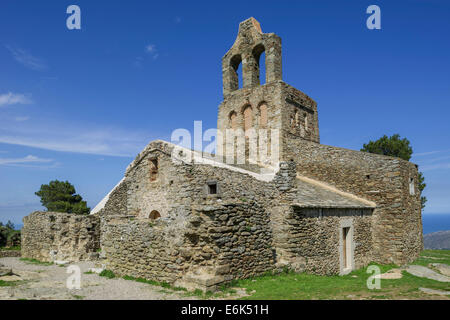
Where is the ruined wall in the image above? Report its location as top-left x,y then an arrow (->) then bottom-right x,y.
21,211 -> 100,262
101,215 -> 185,284
282,139 -> 423,265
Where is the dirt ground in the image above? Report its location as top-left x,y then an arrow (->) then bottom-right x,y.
0,257 -> 196,300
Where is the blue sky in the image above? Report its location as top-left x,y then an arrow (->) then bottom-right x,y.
0,0 -> 449,224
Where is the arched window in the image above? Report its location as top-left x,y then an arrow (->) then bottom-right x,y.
259,103 -> 268,128
149,158 -> 158,181
252,44 -> 266,85
243,105 -> 253,133
230,54 -> 242,90
229,111 -> 237,129
149,210 -> 161,220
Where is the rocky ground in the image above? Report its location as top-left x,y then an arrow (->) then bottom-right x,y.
0,257 -> 196,300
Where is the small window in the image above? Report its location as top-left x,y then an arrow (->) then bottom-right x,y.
208,182 -> 217,195
150,158 -> 158,181
149,210 -> 161,220
304,113 -> 308,131
409,178 -> 415,195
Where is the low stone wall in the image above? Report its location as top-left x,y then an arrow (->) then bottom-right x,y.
21,211 -> 100,262
0,250 -> 21,258
101,201 -> 274,291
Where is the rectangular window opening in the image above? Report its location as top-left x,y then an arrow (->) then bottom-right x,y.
208,183 -> 217,195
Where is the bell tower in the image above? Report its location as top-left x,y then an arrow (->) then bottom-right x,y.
217,18 -> 320,167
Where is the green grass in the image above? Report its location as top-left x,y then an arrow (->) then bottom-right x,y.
19,258 -> 53,266
86,250 -> 450,300
0,246 -> 21,251
215,250 -> 450,300
122,275 -> 187,292
411,250 -> 450,267
72,295 -> 85,300
99,269 -> 116,279
84,271 -> 95,275
0,280 -> 21,287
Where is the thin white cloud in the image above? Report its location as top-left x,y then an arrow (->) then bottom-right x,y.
146,44 -> 156,53
145,44 -> 159,60
0,155 -> 53,166
0,92 -> 32,107
14,116 -> 30,122
414,149 -> 450,157
5,45 -> 47,71
421,162 -> 450,172
0,119 -> 152,157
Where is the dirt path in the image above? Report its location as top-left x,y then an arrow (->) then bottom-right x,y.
0,257 -> 196,300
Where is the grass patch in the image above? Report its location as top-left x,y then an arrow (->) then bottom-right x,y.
411,250 -> 450,267
84,271 -> 95,275
99,269 -> 116,279
122,275 -> 187,292
212,250 -> 450,300
19,258 -> 53,266
72,295 -> 85,300
0,246 -> 21,251
0,280 -> 20,287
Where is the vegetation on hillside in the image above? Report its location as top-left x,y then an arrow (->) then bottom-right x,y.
0,221 -> 21,248
35,180 -> 90,214
361,134 -> 427,209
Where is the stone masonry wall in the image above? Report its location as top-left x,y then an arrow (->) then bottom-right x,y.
282,139 -> 423,265
99,141 -> 378,289
22,211 -> 100,262
284,207 -> 373,275
100,143 -> 279,290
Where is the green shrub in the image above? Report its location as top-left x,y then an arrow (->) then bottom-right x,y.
99,269 -> 116,279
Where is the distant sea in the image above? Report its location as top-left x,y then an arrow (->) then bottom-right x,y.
422,214 -> 450,234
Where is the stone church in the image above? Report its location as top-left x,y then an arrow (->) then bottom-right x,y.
22,18 -> 423,291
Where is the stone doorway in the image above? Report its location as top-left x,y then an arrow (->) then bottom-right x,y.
340,220 -> 354,274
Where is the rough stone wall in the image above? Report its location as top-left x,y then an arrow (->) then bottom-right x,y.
99,144 -> 279,290
98,141 -> 378,289
21,211 -> 100,262
100,215 -> 184,284
281,82 -> 320,143
283,207 -> 373,275
282,139 -> 423,265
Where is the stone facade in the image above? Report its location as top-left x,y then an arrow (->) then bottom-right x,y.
21,211 -> 100,262
21,17 -> 422,291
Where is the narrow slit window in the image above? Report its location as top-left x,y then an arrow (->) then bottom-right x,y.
208,182 -> 217,195
150,158 -> 158,181
409,178 -> 415,195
